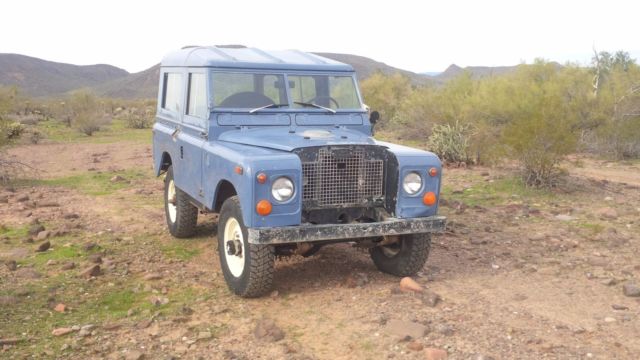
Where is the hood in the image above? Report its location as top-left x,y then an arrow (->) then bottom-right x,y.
218,127 -> 376,152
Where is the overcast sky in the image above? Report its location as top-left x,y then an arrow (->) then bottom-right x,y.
2,0 -> 638,74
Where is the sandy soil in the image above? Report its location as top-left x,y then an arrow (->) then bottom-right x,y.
1,142 -> 639,360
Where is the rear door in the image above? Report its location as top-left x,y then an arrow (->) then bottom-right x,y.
177,70 -> 209,200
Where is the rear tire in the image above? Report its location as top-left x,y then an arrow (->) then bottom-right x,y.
218,196 -> 274,297
369,233 -> 431,276
164,166 -> 198,238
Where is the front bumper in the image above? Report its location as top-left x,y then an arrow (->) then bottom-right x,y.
247,216 -> 446,244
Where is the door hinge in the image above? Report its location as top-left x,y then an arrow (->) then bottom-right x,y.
180,146 -> 184,159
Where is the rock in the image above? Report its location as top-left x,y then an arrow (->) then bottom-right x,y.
46,259 -> 58,266
344,272 -> 369,288
15,267 -> 41,279
421,290 -> 441,307
15,194 -> 29,202
469,238 -> 487,245
88,254 -> 102,264
434,324 -> 453,336
0,195 -> 8,203
424,347 -> 448,360
604,317 -> 617,323
197,331 -> 212,341
80,264 -> 101,278
36,241 -> 50,252
136,319 -> 152,329
54,303 -> 66,313
52,328 -> 74,336
554,214 -> 575,221
601,278 -> 617,286
125,350 -> 144,360
622,283 -> 640,297
529,233 -> 546,241
5,260 -> 17,271
37,201 -> 60,207
63,213 -> 80,219
110,175 -> 127,183
28,224 -> 45,236
471,355 -> 495,360
83,242 -> 98,251
407,341 -> 424,351
143,273 -> 162,281
61,262 -> 76,270
149,296 -> 169,306
399,277 -> 423,293
78,324 -> 95,337
0,338 -> 21,346
254,318 -> 285,342
612,304 -> 629,310
597,207 -> 618,220
384,319 -> 428,339
0,296 -> 19,305
36,230 -> 50,240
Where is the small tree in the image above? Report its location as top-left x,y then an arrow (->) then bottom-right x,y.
67,90 -> 109,136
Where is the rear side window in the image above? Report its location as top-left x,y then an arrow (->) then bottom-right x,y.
162,73 -> 183,113
187,73 -> 207,118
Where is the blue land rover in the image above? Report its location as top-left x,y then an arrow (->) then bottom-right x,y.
152,46 -> 446,297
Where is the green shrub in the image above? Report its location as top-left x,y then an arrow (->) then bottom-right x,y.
427,121 -> 473,164
122,107 -> 154,129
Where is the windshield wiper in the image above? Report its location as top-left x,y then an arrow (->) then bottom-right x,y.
294,101 -> 336,114
249,103 -> 288,114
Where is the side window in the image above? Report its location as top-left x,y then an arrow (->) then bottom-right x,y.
162,73 -> 183,113
187,73 -> 207,119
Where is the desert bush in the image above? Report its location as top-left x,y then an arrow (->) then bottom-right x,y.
67,90 -> 110,136
427,121 -> 473,164
122,107 -> 154,129
360,72 -> 413,130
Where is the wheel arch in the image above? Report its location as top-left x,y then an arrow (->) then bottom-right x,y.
156,151 -> 172,176
214,180 -> 238,213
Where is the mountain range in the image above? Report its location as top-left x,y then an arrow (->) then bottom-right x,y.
0,51 -> 521,99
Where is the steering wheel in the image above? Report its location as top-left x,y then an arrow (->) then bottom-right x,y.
308,96 -> 340,109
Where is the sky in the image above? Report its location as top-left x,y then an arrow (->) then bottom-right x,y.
2,0 -> 639,74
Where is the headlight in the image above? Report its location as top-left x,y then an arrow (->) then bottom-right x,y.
271,177 -> 294,202
403,172 -> 422,195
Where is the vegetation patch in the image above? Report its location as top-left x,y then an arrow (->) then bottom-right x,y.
16,169 -> 148,196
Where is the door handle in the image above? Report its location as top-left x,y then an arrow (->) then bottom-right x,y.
171,127 -> 181,141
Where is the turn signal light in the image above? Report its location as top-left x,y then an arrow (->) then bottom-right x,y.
256,173 -> 267,184
423,192 -> 437,206
256,200 -> 272,216
429,167 -> 438,177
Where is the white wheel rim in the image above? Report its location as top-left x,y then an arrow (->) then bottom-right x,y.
167,179 -> 177,223
224,217 -> 245,277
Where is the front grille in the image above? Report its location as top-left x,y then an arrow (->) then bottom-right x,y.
301,147 -> 384,207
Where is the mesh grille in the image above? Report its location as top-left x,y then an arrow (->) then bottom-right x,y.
301,147 -> 384,206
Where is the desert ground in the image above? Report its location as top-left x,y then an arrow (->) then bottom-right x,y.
1,121 -> 639,359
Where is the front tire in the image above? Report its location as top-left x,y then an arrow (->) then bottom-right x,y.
164,166 -> 198,238
369,233 -> 431,276
218,196 -> 274,297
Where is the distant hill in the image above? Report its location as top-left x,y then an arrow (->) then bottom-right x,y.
95,64 -> 160,99
0,53 -> 128,97
313,52 -> 429,84
433,64 -> 517,81
0,50 -> 431,99
0,50 -> 534,99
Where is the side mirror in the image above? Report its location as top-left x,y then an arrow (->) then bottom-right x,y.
369,111 -> 380,136
369,111 -> 380,124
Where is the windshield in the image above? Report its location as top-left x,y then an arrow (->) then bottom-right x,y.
212,72 -> 361,110
212,72 -> 287,108
289,75 -> 361,110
